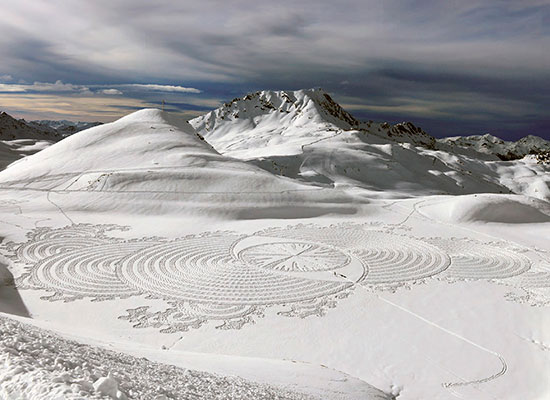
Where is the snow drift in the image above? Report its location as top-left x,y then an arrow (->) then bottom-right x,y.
417,194 -> 550,224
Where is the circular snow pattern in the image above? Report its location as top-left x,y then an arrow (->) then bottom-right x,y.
2,223 -> 538,332
238,241 -> 350,272
117,236 -> 348,305
428,239 -> 531,280
31,243 -> 148,299
257,226 -> 451,284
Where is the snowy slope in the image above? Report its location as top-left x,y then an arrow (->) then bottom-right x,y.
191,90 -> 550,201
2,315 -> 390,400
0,103 -> 549,399
0,108 -> 356,216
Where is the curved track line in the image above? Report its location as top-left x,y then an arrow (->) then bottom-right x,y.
46,191 -> 74,225
376,295 -> 507,391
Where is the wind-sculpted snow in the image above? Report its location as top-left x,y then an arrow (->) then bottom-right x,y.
0,316 -> 318,400
2,222 -> 542,334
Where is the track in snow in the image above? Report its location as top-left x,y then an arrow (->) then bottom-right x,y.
1,222 -> 538,333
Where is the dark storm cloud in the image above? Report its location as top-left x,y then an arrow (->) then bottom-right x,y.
0,0 -> 548,138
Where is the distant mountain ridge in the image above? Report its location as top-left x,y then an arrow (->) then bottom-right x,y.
29,119 -> 102,137
0,111 -> 103,140
437,133 -> 550,161
0,111 -> 60,140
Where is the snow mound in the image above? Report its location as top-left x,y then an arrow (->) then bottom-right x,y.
0,315 -> 323,400
419,194 -> 550,224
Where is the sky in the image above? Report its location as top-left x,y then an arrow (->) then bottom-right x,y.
0,0 -> 548,140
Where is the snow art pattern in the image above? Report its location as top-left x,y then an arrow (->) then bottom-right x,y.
2,223 -> 539,332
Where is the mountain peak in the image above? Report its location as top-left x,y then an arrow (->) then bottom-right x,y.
190,89 -> 361,158
0,110 -> 59,140
196,88 -> 358,131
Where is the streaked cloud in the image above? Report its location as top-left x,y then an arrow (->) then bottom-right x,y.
0,0 -> 548,138
0,81 -> 89,93
118,84 -> 201,93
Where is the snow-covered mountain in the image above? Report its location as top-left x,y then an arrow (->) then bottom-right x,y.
0,112 -> 59,170
437,133 -> 550,161
0,111 -> 60,141
190,89 -> 360,158
191,89 -> 550,201
190,89 -> 438,159
29,119 -> 102,137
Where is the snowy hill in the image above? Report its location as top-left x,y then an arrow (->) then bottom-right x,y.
0,108 -> 355,216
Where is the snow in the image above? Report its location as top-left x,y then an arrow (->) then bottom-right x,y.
418,194 -> 550,224
0,112 -> 60,171
437,133 -> 550,161
28,120 -> 102,138
1,315 -> 336,400
0,108 -> 355,217
190,89 -> 550,202
0,94 -> 549,399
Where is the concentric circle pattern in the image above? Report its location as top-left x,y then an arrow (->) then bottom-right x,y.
32,242 -> 149,299
17,238 -> 109,264
238,242 -> 350,272
2,223 -> 539,332
117,236 -> 349,305
258,227 -> 450,284
428,239 -> 531,280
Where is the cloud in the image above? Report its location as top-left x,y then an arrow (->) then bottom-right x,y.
0,80 -> 90,93
31,80 -> 90,92
0,93 -> 153,121
0,81 -> 200,96
100,88 -> 123,95
0,75 -> 13,82
119,84 -> 201,93
0,84 -> 25,92
0,1 -> 548,138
